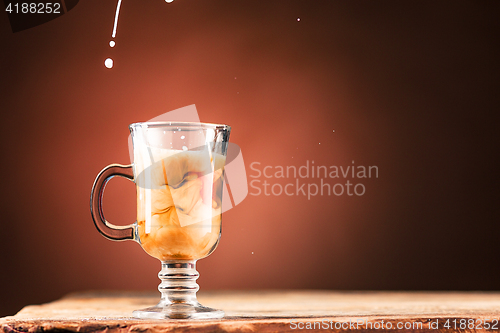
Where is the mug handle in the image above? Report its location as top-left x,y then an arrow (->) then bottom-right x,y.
90,164 -> 136,241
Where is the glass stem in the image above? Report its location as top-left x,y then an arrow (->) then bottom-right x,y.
158,260 -> 200,306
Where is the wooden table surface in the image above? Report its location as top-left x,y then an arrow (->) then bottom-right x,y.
1,290 -> 500,332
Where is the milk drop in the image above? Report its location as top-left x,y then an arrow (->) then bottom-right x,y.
105,0 -> 122,67
104,0 -> 176,68
104,58 -> 114,68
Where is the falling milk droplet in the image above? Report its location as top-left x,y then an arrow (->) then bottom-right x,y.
104,58 -> 113,68
112,0 -> 122,39
104,0 -> 122,68
181,135 -> 185,139
182,146 -> 188,151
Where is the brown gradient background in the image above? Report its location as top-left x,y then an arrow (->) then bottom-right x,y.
1,0 -> 499,317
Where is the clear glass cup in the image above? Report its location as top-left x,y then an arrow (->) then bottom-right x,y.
90,122 -> 230,319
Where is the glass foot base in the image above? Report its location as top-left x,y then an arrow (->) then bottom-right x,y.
133,302 -> 224,320
134,261 -> 224,319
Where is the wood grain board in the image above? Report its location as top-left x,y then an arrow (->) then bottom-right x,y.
1,290 -> 500,332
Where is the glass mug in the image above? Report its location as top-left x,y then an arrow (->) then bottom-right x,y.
90,122 -> 230,319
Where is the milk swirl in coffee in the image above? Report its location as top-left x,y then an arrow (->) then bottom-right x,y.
135,147 -> 226,261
